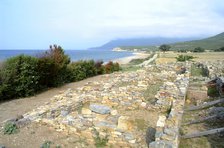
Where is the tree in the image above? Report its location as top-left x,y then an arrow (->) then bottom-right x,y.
193,47 -> 205,52
159,44 -> 171,52
37,45 -> 71,87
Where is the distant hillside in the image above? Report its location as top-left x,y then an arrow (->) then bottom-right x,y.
170,32 -> 224,50
90,37 -> 197,50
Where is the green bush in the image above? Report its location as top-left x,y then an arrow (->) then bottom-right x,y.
68,60 -> 97,81
41,141 -> 52,148
3,122 -> 18,135
93,128 -> 109,148
37,45 -> 70,87
95,60 -> 105,74
0,55 -> 39,100
214,46 -> 224,52
0,45 -> 121,101
104,61 -> 120,74
176,55 -> 194,62
193,47 -> 205,52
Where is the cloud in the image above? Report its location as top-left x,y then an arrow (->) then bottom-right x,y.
0,0 -> 224,49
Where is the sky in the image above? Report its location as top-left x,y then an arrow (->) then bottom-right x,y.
0,0 -> 224,49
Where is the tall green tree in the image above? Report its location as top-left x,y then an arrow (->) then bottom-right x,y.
159,44 -> 171,52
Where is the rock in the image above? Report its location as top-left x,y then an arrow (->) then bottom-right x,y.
81,108 -> 92,115
146,127 -> 156,144
141,102 -> 147,108
0,145 -> 6,148
149,140 -> 173,148
128,139 -> 136,144
95,121 -> 116,129
89,104 -> 111,114
156,115 -> 166,127
111,110 -> 118,116
61,110 -> 69,116
15,118 -> 31,128
80,130 -> 93,139
117,116 -> 133,131
66,115 -> 75,125
124,132 -> 135,140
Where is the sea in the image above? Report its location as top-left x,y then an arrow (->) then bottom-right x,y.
0,49 -> 133,62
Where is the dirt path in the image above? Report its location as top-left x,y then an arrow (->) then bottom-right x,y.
0,75 -> 104,123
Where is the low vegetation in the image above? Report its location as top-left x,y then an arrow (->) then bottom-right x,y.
191,64 -> 208,77
41,141 -> 52,148
214,46 -> 224,52
129,52 -> 155,65
3,122 -> 18,135
159,44 -> 171,52
0,45 -> 120,101
93,128 -> 109,148
193,47 -> 205,52
176,55 -> 194,62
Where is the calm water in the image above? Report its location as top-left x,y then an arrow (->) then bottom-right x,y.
0,50 -> 133,62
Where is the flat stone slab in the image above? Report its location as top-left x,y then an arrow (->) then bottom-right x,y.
89,104 -> 111,114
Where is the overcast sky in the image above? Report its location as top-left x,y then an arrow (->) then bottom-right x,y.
0,0 -> 224,49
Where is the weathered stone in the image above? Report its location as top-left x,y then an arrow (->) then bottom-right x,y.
149,140 -> 173,148
141,102 -> 147,108
89,104 -> 111,114
128,139 -> 136,144
146,127 -> 156,144
156,115 -> 166,127
95,121 -> 116,129
110,110 -> 118,116
117,116 -> 133,131
0,145 -> 6,148
81,108 -> 92,115
61,110 -> 69,116
124,132 -> 135,140
15,118 -> 31,128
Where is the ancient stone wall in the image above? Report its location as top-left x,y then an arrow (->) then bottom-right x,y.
149,63 -> 190,148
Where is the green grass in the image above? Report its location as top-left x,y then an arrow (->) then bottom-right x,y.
179,137 -> 210,148
93,128 -> 109,148
207,87 -> 219,97
129,53 -> 155,65
120,65 -> 141,72
143,83 -> 162,103
191,64 -> 207,77
135,119 -> 147,131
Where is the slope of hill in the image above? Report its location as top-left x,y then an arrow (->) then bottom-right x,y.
170,32 -> 224,50
90,37 -> 197,50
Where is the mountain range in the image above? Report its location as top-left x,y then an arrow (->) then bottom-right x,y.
90,32 -> 224,50
90,37 -> 200,50
170,32 -> 224,50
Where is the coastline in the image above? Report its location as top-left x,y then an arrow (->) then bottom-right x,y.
112,52 -> 150,65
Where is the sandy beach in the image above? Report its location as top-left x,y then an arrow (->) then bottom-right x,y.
113,52 -> 150,65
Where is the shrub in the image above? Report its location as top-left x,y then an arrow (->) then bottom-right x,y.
68,60 -> 97,81
159,44 -> 171,52
193,47 -> 205,52
37,45 -> 70,87
93,128 -> 109,148
104,61 -> 120,74
214,47 -> 224,52
95,60 -> 105,74
3,122 -> 18,135
0,55 -> 39,100
176,55 -> 194,62
41,141 -> 52,148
